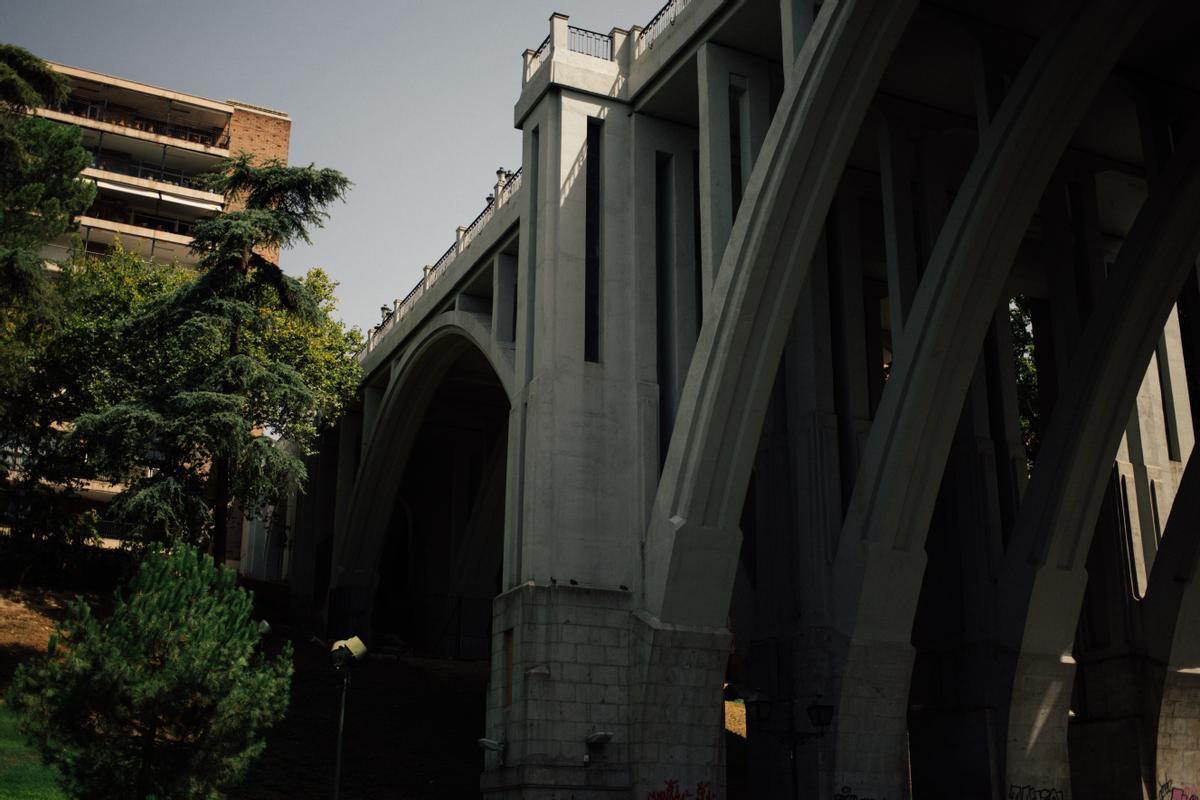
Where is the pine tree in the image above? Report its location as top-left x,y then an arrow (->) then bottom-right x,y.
73,156 -> 353,556
0,44 -> 95,432
5,544 -> 294,800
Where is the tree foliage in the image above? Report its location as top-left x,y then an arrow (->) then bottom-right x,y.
72,156 -> 356,554
1009,295 -> 1041,469
0,44 -> 95,420
5,543 -> 293,800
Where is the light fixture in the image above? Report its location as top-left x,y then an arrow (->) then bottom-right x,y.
584,730 -> 614,745
477,737 -> 506,767
806,699 -> 835,730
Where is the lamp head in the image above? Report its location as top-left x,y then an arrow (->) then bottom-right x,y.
331,636 -> 367,669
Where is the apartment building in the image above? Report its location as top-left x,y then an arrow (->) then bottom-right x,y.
19,62 -> 294,576
35,62 -> 291,265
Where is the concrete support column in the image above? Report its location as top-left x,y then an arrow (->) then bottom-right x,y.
779,0 -> 816,76
630,113 -> 700,464
696,42 -> 771,303
494,252 -> 518,345
289,428 -> 340,627
877,113 -> 920,339
360,381 -> 385,462
327,408 -> 367,637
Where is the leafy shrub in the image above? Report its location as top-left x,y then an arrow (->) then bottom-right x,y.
5,544 -> 292,799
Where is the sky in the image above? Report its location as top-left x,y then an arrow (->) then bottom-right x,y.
0,0 -> 657,332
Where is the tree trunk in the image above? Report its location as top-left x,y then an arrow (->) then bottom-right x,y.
212,455 -> 229,565
212,276 -> 244,567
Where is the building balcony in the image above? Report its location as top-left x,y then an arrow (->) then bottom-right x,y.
82,164 -> 224,206
37,105 -> 231,158
70,214 -> 197,266
61,96 -> 229,147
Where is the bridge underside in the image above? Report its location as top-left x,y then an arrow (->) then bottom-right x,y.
292,0 -> 1200,797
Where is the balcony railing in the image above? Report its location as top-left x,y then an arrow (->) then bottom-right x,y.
637,0 -> 695,55
365,168 -> 523,355
84,200 -> 196,237
568,26 -> 613,60
527,34 -> 552,78
90,150 -> 209,191
62,97 -> 230,148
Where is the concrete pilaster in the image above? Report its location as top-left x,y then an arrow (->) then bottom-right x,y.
696,42 -> 771,303
779,0 -> 815,76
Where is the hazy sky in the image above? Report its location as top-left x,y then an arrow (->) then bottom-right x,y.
1,0 -> 657,332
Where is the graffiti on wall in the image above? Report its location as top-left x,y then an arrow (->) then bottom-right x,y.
833,787 -> 885,800
1008,785 -> 1064,800
1159,781 -> 1200,800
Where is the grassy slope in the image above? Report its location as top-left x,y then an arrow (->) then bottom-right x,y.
0,701 -> 65,800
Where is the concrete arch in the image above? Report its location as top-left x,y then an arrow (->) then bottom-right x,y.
327,311 -> 515,635
1143,454 -> 1200,795
631,2 -> 918,793
996,122 -> 1200,791
811,5 -> 1156,794
831,0 -> 1155,646
640,1 -> 1159,796
643,0 -> 920,628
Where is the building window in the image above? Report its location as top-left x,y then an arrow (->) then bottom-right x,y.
503,628 -> 514,707
585,117 -> 602,363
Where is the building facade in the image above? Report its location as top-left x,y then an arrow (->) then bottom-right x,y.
29,62 -> 293,576
293,1 -> 1200,797
35,62 -> 290,267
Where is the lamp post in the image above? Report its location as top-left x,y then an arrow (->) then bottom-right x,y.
745,691 -> 835,800
330,637 -> 367,800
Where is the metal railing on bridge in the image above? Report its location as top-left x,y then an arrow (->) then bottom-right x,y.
364,167 -> 523,356
636,0 -> 695,56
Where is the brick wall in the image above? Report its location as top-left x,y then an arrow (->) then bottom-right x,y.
224,102 -> 291,263
227,102 -> 291,167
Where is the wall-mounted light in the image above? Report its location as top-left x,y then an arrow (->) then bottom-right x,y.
583,729 -> 614,765
478,737 -> 506,766
584,730 -> 614,745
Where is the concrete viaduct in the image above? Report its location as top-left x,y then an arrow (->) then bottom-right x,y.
287,0 -> 1200,796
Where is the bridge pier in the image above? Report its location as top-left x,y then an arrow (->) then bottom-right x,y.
480,583 -> 729,800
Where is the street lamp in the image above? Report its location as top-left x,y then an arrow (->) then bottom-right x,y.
745,690 -> 835,800
330,636 -> 367,800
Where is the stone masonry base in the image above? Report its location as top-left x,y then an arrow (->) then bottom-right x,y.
480,583 -> 730,799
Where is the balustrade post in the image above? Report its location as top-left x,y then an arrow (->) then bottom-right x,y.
455,226 -> 468,254
494,169 -> 507,206
423,264 -> 432,289
612,27 -> 631,72
522,49 -> 535,84
549,12 -> 569,56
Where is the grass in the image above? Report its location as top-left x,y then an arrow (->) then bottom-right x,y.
0,700 -> 65,800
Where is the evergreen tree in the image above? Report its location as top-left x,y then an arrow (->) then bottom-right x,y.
73,156 -> 354,557
0,44 -> 95,431
5,543 -> 294,800
0,245 -> 190,556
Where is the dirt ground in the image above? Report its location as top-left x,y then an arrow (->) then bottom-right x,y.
0,589 -> 87,692
0,589 -> 488,799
